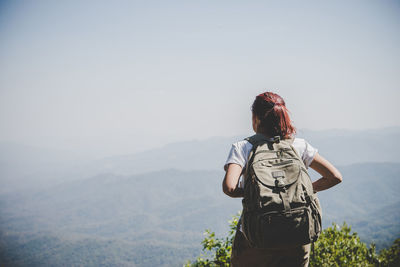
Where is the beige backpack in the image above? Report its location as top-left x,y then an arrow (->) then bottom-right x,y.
241,134 -> 322,248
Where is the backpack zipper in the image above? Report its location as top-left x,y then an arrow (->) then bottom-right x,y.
254,150 -> 278,156
252,157 -> 300,166
272,160 -> 293,166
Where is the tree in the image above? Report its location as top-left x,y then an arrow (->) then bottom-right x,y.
184,213 -> 239,267
377,238 -> 400,267
185,213 -> 399,267
309,222 -> 377,267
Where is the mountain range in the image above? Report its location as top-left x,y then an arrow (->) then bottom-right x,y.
0,127 -> 399,266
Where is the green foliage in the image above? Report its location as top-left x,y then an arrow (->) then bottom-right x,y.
377,238 -> 400,267
184,213 -> 240,267
186,215 -> 399,267
310,223 -> 378,267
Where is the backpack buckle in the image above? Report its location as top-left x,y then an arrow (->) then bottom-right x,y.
272,136 -> 280,143
275,178 -> 285,188
272,171 -> 286,188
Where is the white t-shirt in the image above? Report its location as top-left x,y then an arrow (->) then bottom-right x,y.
224,138 -> 318,188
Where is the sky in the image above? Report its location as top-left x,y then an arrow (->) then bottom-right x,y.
0,0 -> 399,157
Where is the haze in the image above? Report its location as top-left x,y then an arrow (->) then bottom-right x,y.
1,0 -> 399,158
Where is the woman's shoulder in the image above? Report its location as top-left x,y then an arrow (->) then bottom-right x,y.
224,139 -> 253,170
231,137 -> 315,153
292,137 -> 307,146
231,139 -> 253,153
233,137 -> 309,148
291,137 -> 318,167
232,139 -> 252,147
292,137 -> 316,149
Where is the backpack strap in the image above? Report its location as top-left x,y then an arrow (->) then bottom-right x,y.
245,134 -> 281,146
243,134 -> 283,188
244,134 -> 277,176
279,190 -> 293,217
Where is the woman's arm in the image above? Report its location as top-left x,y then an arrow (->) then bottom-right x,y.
309,152 -> 343,192
222,163 -> 244,198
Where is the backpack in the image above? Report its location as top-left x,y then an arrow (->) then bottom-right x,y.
241,134 -> 322,249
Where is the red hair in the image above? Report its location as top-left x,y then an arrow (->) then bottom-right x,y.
251,92 -> 296,139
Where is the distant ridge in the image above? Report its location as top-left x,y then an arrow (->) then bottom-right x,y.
1,127 -> 400,192
1,162 -> 399,266
76,127 -> 400,176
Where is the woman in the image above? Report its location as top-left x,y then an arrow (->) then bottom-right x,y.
222,92 -> 342,267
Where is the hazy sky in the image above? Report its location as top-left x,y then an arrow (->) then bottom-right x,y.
1,0 -> 399,156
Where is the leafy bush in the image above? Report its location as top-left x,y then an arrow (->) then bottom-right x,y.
184,213 -> 240,267
310,222 -> 377,267
185,214 -> 399,267
377,238 -> 400,267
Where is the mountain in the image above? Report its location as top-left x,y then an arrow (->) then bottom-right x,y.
51,127 -> 400,179
316,162 -> 400,248
297,127 -> 400,165
2,127 -> 399,192
0,169 -> 234,266
0,142 -> 91,193
1,127 -> 399,266
1,162 -> 399,266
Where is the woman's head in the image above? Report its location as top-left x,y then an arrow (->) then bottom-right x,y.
251,92 -> 296,139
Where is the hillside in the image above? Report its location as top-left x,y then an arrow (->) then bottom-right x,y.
75,127 -> 400,176
1,162 -> 399,266
0,169 -> 233,266
1,128 -> 399,265
2,127 -> 400,193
